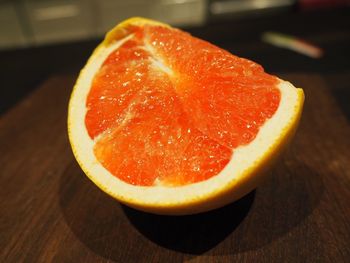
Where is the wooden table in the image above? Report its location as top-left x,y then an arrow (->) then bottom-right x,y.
1,73 -> 349,262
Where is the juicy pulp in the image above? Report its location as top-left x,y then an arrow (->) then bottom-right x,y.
85,25 -> 280,186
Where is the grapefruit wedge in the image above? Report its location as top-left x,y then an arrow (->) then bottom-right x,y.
68,17 -> 304,215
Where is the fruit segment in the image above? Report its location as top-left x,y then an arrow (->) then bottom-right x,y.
145,25 -> 280,148
93,80 -> 231,186
85,25 -> 280,186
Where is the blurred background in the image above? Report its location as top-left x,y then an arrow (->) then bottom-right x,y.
1,0 -> 350,115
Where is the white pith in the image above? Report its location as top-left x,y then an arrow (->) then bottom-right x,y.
68,35 -> 301,206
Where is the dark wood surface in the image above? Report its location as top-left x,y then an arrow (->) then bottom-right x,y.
1,72 -> 350,262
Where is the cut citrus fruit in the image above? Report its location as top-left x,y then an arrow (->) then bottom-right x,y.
68,17 -> 304,215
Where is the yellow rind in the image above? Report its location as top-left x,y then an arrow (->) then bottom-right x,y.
68,17 -> 304,215
105,17 -> 170,45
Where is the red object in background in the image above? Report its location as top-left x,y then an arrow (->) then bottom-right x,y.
299,0 -> 350,9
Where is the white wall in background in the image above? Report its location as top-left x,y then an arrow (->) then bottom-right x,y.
0,0 -> 207,49
0,2 -> 27,48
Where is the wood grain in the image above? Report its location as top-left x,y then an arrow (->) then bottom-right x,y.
0,73 -> 349,262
